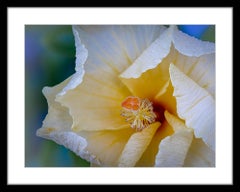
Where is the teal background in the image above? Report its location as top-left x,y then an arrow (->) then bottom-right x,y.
25,25 -> 215,167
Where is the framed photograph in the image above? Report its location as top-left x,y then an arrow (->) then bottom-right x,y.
8,7 -> 233,185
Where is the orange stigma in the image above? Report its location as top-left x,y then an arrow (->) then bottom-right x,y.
121,96 -> 140,110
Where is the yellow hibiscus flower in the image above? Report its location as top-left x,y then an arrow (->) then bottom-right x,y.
36,25 -> 215,167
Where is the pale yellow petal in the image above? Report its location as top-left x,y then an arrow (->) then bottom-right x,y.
119,46 -> 177,99
57,73 -> 131,131
118,122 -> 160,167
154,111 -> 193,167
169,64 -> 215,151
78,128 -> 134,166
136,121 -> 174,167
36,77 -> 73,138
183,137 -> 215,167
164,110 -> 188,132
35,78 -> 99,165
155,128 -> 193,167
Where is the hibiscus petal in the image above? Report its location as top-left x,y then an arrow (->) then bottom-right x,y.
136,121 -> 174,167
174,52 -> 215,97
119,27 -> 175,99
155,129 -> 193,167
36,77 -> 73,138
169,64 -> 215,151
173,27 -> 215,57
183,137 -> 215,167
120,26 -> 173,79
119,46 -> 177,99
118,122 -> 160,167
118,26 -> 176,99
164,110 -> 188,131
56,73 -> 131,131
172,26 -> 215,97
78,128 -> 134,166
58,27 -> 88,96
155,111 -> 193,167
74,25 -> 166,75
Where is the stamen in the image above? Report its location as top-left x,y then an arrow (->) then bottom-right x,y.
121,96 -> 157,131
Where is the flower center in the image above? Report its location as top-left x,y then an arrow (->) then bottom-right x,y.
121,96 -> 158,131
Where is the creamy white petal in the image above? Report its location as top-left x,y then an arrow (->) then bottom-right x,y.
155,129 -> 193,167
136,121 -> 174,167
174,52 -> 215,97
118,122 -> 160,167
173,27 -> 215,57
169,64 -> 215,151
154,111 -> 193,167
172,26 -> 215,96
74,25 -> 166,75
58,27 -> 88,96
119,46 -> 177,99
36,78 -> 73,138
184,137 -> 215,167
120,26 -> 173,79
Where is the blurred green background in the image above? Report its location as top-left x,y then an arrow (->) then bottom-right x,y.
25,25 -> 215,167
